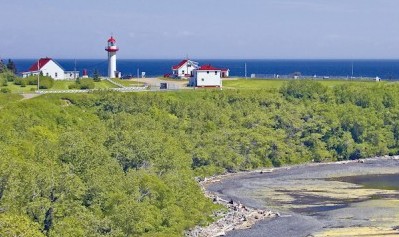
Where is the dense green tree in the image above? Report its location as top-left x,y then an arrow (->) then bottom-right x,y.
6,59 -> 17,74
1,81 -> 399,236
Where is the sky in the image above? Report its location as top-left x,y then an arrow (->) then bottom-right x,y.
1,0 -> 399,59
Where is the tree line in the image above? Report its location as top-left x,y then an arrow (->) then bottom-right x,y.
1,80 -> 399,236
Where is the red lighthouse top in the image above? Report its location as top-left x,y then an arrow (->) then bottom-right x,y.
106,36 -> 119,52
108,36 -> 116,43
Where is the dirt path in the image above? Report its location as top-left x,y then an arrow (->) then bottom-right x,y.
20,93 -> 41,100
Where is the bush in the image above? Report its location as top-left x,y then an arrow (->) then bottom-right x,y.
68,84 -> 78,89
1,88 -> 11,93
280,80 -> 328,101
78,78 -> 95,89
14,76 -> 54,89
38,77 -> 54,89
6,74 -> 16,82
69,78 -> 95,90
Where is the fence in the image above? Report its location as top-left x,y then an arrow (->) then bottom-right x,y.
250,74 -> 379,81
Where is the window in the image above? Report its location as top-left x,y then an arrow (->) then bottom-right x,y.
215,71 -> 218,75
201,78 -> 204,81
207,71 -> 209,74
55,72 -> 58,78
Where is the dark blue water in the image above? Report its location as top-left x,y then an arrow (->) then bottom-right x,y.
11,59 -> 399,79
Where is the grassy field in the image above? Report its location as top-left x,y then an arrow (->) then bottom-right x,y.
0,80 -> 118,93
50,80 -> 117,90
111,78 -> 144,87
0,93 -> 23,107
94,80 -> 117,89
222,79 -> 381,89
0,83 -> 37,93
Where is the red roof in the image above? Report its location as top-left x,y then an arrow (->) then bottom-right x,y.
28,58 -> 52,71
197,64 -> 221,71
172,59 -> 188,70
108,36 -> 116,43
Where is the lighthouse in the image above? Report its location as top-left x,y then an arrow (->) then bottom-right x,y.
105,36 -> 119,78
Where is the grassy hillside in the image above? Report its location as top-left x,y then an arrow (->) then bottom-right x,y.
1,80 -> 399,236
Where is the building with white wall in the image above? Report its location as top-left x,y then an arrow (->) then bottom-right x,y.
105,36 -> 120,78
22,58 -> 79,80
190,64 -> 222,87
172,59 -> 199,78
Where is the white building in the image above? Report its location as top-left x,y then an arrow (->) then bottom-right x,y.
172,59 -> 199,78
221,68 -> 230,78
190,64 -> 222,88
105,36 -> 121,78
22,58 -> 79,80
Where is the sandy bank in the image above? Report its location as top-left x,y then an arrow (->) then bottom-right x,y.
199,156 -> 399,237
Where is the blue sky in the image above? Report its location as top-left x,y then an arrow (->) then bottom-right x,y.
1,0 -> 399,59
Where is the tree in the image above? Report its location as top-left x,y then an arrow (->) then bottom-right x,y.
6,59 -> 17,74
0,59 -> 6,73
93,69 -> 101,82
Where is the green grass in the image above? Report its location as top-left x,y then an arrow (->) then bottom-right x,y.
1,80 -> 118,93
111,78 -> 144,87
95,80 -> 117,89
157,77 -> 189,82
50,81 -> 75,90
223,79 -> 381,90
0,93 -> 23,107
0,84 -> 37,93
44,80 -> 117,90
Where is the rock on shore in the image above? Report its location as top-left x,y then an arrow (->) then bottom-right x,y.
185,178 -> 279,237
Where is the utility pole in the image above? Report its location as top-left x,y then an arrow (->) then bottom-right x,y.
37,59 -> 40,91
245,63 -> 247,79
74,59 -> 77,80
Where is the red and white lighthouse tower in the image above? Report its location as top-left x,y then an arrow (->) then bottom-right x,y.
105,36 -> 119,78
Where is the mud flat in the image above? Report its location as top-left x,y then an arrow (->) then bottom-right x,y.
204,157 -> 399,237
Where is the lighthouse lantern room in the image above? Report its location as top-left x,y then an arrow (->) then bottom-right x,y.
105,36 -> 119,78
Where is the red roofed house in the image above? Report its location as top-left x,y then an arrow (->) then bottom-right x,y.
172,59 -> 199,78
22,58 -> 79,80
190,64 -> 223,88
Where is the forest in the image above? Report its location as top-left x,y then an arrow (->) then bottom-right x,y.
1,78 -> 399,236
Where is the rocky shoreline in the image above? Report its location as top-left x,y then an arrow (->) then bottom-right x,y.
185,176 -> 279,237
186,156 -> 399,237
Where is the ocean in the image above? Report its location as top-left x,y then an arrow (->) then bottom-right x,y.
10,59 -> 399,80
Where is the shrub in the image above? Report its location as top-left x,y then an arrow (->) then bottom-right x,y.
6,74 -> 16,82
78,78 -> 95,89
280,80 -> 328,101
1,88 -> 11,93
14,76 -> 54,89
38,77 -> 54,89
68,84 -> 78,89
69,78 -> 95,90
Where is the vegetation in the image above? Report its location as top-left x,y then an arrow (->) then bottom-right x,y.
223,78 -> 377,89
112,78 -> 144,87
68,78 -> 96,90
93,69 -> 101,82
1,78 -> 399,236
